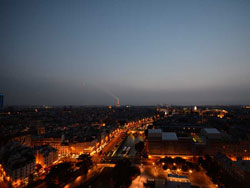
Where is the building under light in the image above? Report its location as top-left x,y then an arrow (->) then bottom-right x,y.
147,129 -> 193,156
0,142 -> 35,184
34,145 -> 58,167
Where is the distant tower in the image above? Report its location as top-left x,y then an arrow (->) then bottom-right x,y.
116,98 -> 120,107
0,94 -> 3,110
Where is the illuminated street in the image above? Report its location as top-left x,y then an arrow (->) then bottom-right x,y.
64,167 -> 104,188
92,130 -> 126,163
188,170 -> 217,188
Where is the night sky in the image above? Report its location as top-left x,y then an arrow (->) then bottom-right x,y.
1,0 -> 250,105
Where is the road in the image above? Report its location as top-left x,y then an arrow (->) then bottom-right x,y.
64,167 -> 104,188
116,134 -> 144,157
92,130 -> 126,163
101,131 -> 126,155
36,120 -> 148,188
21,119 -> 150,188
189,170 -> 217,188
130,164 -> 155,188
62,130 -> 127,188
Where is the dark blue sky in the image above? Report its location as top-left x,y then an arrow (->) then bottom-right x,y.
1,0 -> 250,105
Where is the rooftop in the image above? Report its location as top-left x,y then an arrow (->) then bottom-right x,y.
166,181 -> 191,188
168,174 -> 188,179
34,145 -> 57,156
162,132 -> 178,141
203,128 -> 220,134
235,160 -> 250,172
148,129 -> 162,134
0,142 -> 35,170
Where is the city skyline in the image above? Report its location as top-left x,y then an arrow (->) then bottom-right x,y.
1,0 -> 250,105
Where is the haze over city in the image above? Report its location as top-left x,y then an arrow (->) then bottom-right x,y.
1,0 -> 250,105
3,1 -> 250,188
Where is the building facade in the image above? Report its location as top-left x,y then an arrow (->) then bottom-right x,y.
35,145 -> 58,167
148,129 -> 193,156
147,128 -> 250,158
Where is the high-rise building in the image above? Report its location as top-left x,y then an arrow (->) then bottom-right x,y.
0,94 -> 3,110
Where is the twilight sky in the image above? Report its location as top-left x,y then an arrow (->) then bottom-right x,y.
1,0 -> 250,105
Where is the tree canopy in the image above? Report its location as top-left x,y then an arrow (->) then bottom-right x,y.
135,141 -> 144,153
113,159 -> 140,187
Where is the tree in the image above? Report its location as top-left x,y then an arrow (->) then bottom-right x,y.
194,164 -> 201,172
198,156 -> 203,165
186,162 -> 194,169
162,165 -> 168,170
129,166 -> 140,180
78,154 -> 91,161
174,157 -> 185,166
165,157 -> 174,164
182,164 -> 188,172
28,174 -> 34,184
77,154 -> 93,177
46,162 -> 73,186
135,141 -> 144,153
205,155 -> 212,162
113,158 -> 140,187
35,164 -> 42,173
144,129 -> 148,137
172,165 -> 177,170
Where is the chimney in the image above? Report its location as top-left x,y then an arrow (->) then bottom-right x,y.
116,98 -> 120,107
